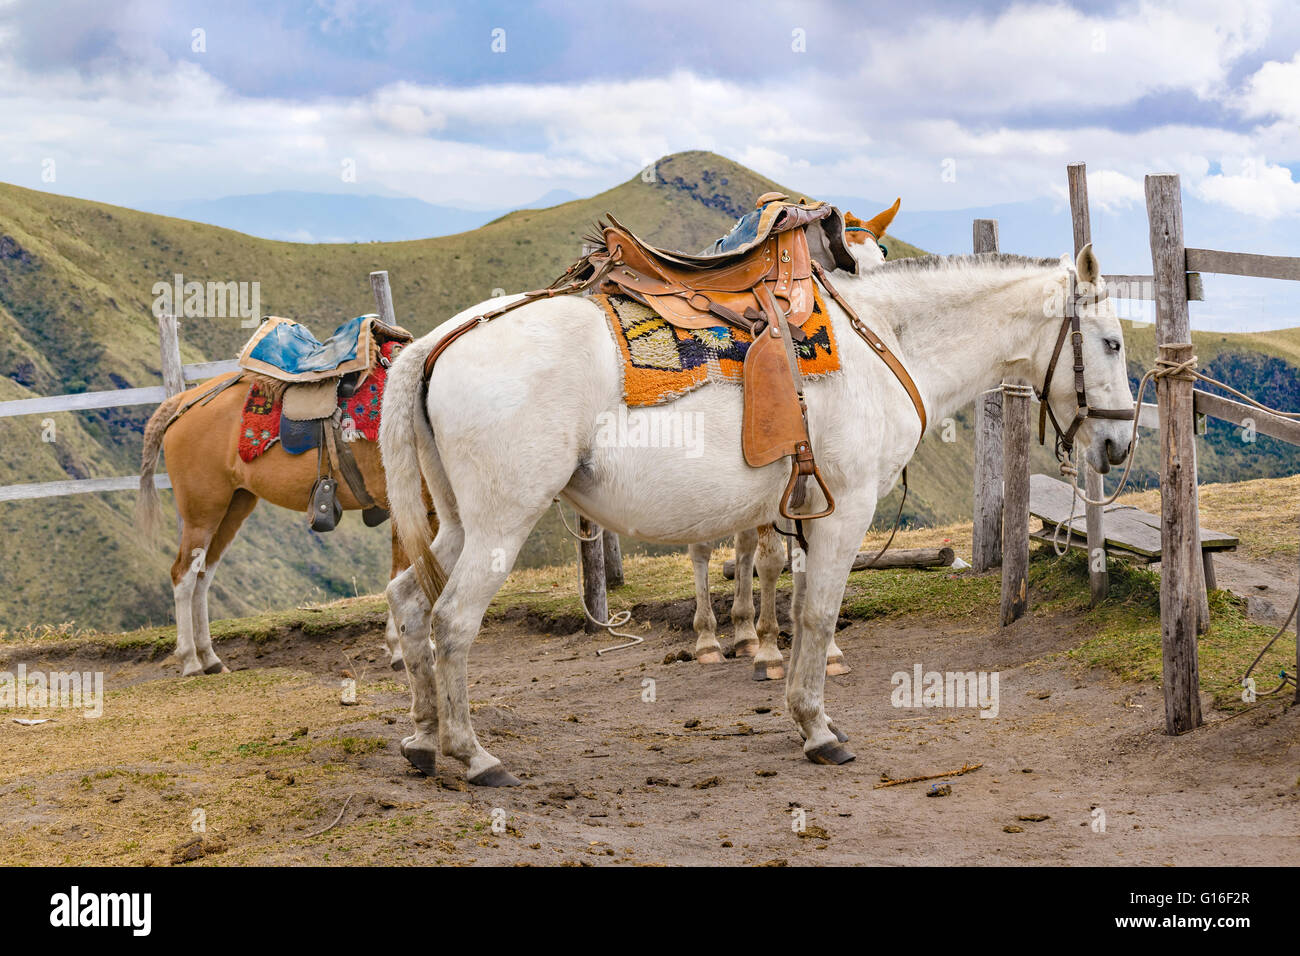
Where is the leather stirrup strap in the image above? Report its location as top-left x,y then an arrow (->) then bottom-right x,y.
811,261 -> 927,441
756,283 -> 834,523
327,415 -> 378,510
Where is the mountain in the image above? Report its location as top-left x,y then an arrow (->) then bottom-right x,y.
0,150 -> 1295,634
134,188 -> 583,243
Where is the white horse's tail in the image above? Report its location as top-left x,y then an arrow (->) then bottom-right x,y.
380,336 -> 448,602
135,391 -> 186,545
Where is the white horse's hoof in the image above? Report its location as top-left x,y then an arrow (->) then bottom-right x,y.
468,764 -> 521,787
752,660 -> 785,681
825,657 -> 852,677
732,638 -> 759,658
400,736 -> 437,776
695,648 -> 725,665
203,661 -> 229,675
389,657 -> 405,672
806,741 -> 856,765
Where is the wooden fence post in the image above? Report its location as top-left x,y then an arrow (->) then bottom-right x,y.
602,530 -> 624,588
1146,173 -> 1203,734
157,313 -> 185,398
1067,163 -> 1110,606
973,389 -> 1003,571
370,270 -> 397,326
579,517 -> 608,633
972,219 -> 1003,572
1000,384 -> 1032,625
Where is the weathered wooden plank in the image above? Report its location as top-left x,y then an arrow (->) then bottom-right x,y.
723,547 -> 955,579
1029,526 -> 1159,564
0,473 -> 171,503
1001,384 -> 1032,625
0,386 -> 169,418
972,388 -> 1004,572
183,359 -> 241,382
1102,274 -> 1203,301
1192,390 -> 1300,447
1031,474 -> 1236,554
972,218 -> 999,255
1185,247 -> 1300,282
579,516 -> 607,634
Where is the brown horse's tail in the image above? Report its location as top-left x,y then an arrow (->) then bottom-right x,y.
135,392 -> 185,545
379,332 -> 448,603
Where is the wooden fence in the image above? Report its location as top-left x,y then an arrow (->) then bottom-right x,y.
974,162 -> 1300,730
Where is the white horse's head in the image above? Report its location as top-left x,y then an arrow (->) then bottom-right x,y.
1039,244 -> 1135,474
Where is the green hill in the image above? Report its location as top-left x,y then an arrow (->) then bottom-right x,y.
0,150 -> 1294,633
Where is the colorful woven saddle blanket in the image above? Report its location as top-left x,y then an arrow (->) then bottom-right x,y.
598,290 -> 841,408
239,339 -> 401,462
238,314 -> 411,384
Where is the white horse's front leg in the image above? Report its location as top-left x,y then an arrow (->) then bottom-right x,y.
689,541 -> 724,664
190,563 -> 228,674
730,526 -> 760,658
785,517 -> 864,765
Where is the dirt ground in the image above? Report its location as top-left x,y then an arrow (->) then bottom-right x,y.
3,585 -> 1297,867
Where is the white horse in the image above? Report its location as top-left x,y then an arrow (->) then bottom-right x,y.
688,204 -> 898,680
380,245 -> 1133,785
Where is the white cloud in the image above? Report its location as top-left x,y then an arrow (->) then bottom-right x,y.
1197,159 -> 1300,218
1235,51 -> 1300,122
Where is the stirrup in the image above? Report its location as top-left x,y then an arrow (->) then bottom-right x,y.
779,442 -> 834,521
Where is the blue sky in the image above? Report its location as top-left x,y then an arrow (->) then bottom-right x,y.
1,1 -> 1298,263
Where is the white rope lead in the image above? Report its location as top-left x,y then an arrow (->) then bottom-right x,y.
552,501 -> 642,654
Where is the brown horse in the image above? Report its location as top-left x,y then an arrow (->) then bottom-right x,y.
136,371 -> 432,675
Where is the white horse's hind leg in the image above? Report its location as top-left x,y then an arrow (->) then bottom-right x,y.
688,542 -> 723,663
730,527 -> 760,658
432,527 -> 528,787
752,525 -> 787,681
390,521 -> 463,774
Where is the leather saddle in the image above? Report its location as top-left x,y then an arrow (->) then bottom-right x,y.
571,193 -> 855,521
238,314 -> 410,530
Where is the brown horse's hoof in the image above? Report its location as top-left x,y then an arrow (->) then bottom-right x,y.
752,660 -> 785,682
400,738 -> 437,776
203,662 -> 229,675
695,648 -> 725,665
468,765 -> 521,787
806,741 -> 856,765
732,638 -> 759,658
825,658 -> 852,676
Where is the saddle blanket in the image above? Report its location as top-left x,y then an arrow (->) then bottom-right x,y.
238,340 -> 400,462
598,291 -> 841,408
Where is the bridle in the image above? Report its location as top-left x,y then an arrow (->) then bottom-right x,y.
1036,270 -> 1135,461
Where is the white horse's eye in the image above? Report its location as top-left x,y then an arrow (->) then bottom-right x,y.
1104,337 -> 1121,353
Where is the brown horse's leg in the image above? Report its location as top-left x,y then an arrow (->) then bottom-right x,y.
188,489 -> 258,674
170,514 -> 224,677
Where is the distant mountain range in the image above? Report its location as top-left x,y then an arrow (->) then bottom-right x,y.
135,188 -> 581,243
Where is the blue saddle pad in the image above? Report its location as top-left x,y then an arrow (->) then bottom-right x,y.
280,418 -> 322,456
247,314 -> 368,377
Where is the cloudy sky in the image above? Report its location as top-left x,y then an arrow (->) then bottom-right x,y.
1,0 -> 1297,219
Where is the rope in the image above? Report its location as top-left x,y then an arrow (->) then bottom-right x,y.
552,501 -> 641,655
1241,592 -> 1298,699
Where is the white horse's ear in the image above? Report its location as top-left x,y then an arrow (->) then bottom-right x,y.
1075,242 -> 1100,284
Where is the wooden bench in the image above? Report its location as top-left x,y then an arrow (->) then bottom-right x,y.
1028,474 -> 1238,590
